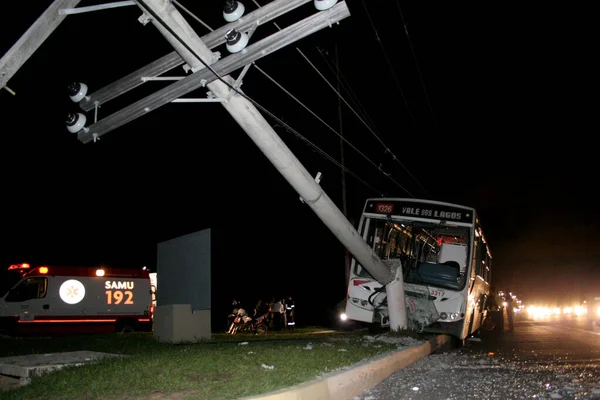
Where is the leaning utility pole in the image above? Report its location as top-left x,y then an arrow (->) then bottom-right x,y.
0,0 -> 81,92
0,0 -> 408,333
132,0 -> 407,331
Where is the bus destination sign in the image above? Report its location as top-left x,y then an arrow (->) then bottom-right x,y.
366,200 -> 473,224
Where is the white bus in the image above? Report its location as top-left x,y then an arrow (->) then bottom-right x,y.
344,198 -> 493,342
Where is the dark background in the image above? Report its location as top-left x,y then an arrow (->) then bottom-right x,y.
1,1 -> 598,328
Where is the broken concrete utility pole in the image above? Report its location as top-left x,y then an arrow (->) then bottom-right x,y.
133,0 -> 407,331
0,0 -> 82,91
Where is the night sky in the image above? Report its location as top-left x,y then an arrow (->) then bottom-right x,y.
1,1 -> 598,325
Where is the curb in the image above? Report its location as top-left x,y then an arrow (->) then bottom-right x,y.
239,334 -> 450,400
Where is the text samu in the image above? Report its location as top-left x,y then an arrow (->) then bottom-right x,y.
105,281 -> 135,290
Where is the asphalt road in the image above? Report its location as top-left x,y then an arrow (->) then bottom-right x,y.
355,313 -> 600,400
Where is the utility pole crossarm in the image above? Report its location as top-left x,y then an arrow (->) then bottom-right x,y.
78,0 -> 312,112
78,52 -> 184,112
77,1 -> 350,144
0,0 -> 82,89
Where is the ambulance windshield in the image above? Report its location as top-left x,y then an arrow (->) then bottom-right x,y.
0,270 -> 24,298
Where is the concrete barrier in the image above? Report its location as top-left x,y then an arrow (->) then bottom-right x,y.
239,334 -> 450,400
0,351 -> 124,389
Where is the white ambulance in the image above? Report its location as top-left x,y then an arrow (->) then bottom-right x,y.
0,263 -> 154,336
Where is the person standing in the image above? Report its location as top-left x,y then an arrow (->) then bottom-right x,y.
286,296 -> 296,330
268,297 -> 277,329
281,297 -> 287,329
253,299 -> 263,318
486,285 -> 503,332
271,297 -> 283,330
505,289 -> 514,332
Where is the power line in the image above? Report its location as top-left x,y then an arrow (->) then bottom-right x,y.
248,0 -> 424,198
172,0 -> 213,32
300,48 -> 430,198
361,0 -> 417,128
254,64 -> 412,196
171,1 -> 420,197
274,121 -> 383,195
395,0 -> 438,130
316,46 -> 429,197
143,0 -> 386,196
316,46 -> 378,134
245,0 -> 415,197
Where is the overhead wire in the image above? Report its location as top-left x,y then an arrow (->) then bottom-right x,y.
316,46 -> 378,133
314,46 -> 431,197
168,0 -> 387,195
253,64 -> 408,195
248,0 -> 417,197
360,0 -> 417,128
170,1 -> 428,197
243,1 -> 428,197
395,0 -> 439,130
273,121 -> 383,195
172,0 -> 213,32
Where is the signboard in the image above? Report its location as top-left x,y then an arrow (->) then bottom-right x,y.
364,200 -> 474,224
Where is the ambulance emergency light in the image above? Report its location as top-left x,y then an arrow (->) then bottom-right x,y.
8,263 -> 30,270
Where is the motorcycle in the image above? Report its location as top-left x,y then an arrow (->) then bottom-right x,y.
228,312 -> 268,335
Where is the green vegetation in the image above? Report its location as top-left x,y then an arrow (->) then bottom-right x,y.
0,328 -> 425,400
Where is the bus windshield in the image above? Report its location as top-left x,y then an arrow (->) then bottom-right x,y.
355,217 -> 471,290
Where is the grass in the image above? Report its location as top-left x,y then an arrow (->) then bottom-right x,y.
0,328 -> 426,400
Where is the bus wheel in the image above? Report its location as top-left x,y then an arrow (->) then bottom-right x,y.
451,335 -> 466,349
481,315 -> 496,331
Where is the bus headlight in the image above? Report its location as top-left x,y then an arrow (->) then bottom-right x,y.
339,313 -> 347,321
438,312 -> 460,321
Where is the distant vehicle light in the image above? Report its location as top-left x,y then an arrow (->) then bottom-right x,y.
339,313 -> 347,321
39,266 -> 49,274
95,269 -> 105,277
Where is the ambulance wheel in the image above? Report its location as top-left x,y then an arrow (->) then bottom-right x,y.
0,320 -> 17,337
116,320 -> 136,334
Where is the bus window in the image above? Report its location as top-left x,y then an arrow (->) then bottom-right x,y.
484,248 -> 492,282
474,237 -> 486,277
